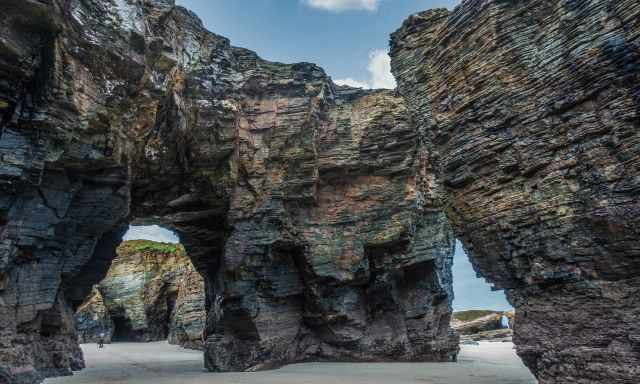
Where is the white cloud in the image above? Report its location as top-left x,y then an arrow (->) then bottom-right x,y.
334,49 -> 397,90
303,0 -> 379,12
366,49 -> 396,89
334,78 -> 370,88
122,225 -> 180,243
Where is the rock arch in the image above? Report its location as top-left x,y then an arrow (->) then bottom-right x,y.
1,1 -> 638,383
0,1 -> 456,382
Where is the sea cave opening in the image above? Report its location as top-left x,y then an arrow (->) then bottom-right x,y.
53,219 -> 537,384
111,315 -> 135,342
451,240 -> 514,342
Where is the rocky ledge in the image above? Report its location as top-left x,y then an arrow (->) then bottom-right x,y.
74,240 -> 205,349
391,1 -> 640,383
0,0 -> 457,382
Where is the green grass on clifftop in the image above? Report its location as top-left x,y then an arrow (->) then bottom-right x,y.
118,240 -> 185,255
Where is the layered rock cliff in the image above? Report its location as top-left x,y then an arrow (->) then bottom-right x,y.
169,258 -> 206,350
0,0 -> 457,382
74,240 -> 205,347
391,1 -> 640,383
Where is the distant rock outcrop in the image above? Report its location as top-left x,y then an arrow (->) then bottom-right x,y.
169,262 -> 206,350
452,310 -> 513,342
74,287 -> 113,344
74,240 -> 205,348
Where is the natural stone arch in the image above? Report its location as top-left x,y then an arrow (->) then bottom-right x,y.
3,1 -> 636,383
0,1 -> 457,382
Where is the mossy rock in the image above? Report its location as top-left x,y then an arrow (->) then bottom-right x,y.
118,240 -> 185,255
453,310 -> 502,322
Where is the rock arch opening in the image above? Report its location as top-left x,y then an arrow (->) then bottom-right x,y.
73,225 -> 206,347
451,240 -> 515,343
452,241 -> 512,313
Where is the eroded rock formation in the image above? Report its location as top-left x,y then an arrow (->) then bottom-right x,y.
451,310 -> 512,342
391,1 -> 640,383
0,0 -> 456,381
74,287 -> 113,344
207,87 -> 458,371
74,240 -> 205,348
169,257 -> 206,350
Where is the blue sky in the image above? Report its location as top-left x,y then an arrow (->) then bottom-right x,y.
175,0 -> 460,88
452,241 -> 512,311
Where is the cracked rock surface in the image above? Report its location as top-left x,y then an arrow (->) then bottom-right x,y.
390,1 -> 640,383
0,0 -> 456,381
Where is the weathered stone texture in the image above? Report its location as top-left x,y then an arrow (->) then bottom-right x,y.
0,0 -> 457,381
74,240 -> 205,348
207,87 -> 457,371
391,1 -> 640,383
169,261 -> 206,350
74,287 -> 113,344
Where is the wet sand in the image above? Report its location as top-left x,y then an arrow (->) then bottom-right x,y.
46,341 -> 536,384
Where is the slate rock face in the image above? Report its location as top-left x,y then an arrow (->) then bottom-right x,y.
390,1 -> 640,383
169,260 -> 206,350
74,287 -> 113,344
74,240 -> 205,348
0,0 -> 457,381
206,88 -> 458,371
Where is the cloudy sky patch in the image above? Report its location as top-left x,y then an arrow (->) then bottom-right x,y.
335,49 -> 396,89
175,0 -> 459,95
122,225 -> 180,244
303,0 -> 379,12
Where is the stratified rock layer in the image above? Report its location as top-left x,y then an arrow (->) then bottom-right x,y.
0,0 -> 456,381
169,261 -> 206,350
74,240 -> 205,347
391,1 -> 640,383
207,88 -> 457,371
74,287 -> 113,344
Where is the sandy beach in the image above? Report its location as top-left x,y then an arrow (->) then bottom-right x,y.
45,341 -> 536,384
